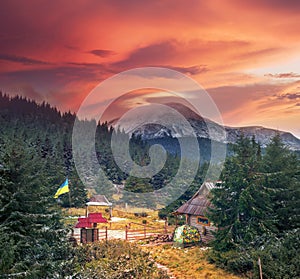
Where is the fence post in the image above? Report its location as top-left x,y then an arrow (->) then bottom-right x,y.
258,257 -> 263,279
164,218 -> 168,233
105,226 -> 108,242
125,225 -> 128,241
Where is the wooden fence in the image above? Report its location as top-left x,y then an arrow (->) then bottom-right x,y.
72,221 -> 169,244
125,221 -> 168,241
98,227 -> 108,240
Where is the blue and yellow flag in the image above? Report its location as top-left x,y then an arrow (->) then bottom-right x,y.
54,178 -> 69,198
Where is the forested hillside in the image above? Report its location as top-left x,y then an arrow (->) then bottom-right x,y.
0,93 -> 87,207
0,93 -> 196,208
0,94 -> 78,276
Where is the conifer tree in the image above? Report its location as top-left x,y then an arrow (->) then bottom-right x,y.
263,134 -> 300,232
0,139 -> 73,278
209,135 -> 275,251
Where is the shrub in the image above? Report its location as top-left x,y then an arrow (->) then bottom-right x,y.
72,239 -> 169,279
252,230 -> 300,279
208,229 -> 300,278
208,249 -> 253,274
134,212 -> 148,218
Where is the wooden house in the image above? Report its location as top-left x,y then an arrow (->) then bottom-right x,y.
174,181 -> 218,242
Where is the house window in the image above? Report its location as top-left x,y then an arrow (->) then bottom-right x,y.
197,216 -> 209,226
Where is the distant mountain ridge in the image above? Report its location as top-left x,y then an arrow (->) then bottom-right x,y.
225,125 -> 300,150
111,102 -> 300,151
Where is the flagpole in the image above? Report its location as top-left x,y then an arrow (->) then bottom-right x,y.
68,190 -> 72,208
68,178 -> 72,213
68,181 -> 72,208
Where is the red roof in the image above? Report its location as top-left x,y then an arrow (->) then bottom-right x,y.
74,213 -> 107,228
88,213 -> 107,223
75,217 -> 92,228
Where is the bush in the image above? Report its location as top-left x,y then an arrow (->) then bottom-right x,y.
134,212 -> 148,218
208,229 -> 300,278
252,230 -> 300,279
208,249 -> 253,274
72,239 -> 169,279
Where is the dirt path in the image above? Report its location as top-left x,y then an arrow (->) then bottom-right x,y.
107,229 -> 126,240
155,262 -> 177,279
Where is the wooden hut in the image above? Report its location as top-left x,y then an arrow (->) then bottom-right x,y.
74,212 -> 108,243
174,181 -> 218,242
86,195 -> 113,219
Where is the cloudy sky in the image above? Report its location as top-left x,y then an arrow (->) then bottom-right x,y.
1,0 -> 300,136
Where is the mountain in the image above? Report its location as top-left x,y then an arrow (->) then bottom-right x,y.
225,126 -> 300,151
111,102 -> 300,151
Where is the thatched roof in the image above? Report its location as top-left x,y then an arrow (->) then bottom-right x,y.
174,182 -> 216,216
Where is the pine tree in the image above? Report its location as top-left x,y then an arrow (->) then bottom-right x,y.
0,139 -> 16,274
0,139 -> 73,278
209,135 -> 275,251
263,134 -> 300,232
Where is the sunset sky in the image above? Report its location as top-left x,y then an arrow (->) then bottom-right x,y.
1,0 -> 300,137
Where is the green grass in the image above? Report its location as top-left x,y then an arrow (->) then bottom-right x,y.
64,206 -> 244,278
143,245 -> 243,279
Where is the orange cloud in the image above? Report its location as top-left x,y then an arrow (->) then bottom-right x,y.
0,0 -> 299,136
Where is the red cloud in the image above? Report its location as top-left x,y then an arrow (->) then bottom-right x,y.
265,72 -> 300,78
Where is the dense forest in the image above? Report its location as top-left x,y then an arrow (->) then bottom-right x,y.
0,93 -> 179,201
0,93 -> 84,277
0,93 -> 211,208
0,93 -> 87,208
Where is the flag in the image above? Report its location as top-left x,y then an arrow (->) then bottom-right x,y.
54,178 -> 69,198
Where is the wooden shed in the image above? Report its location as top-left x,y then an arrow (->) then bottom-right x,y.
74,212 -> 108,244
174,181 -> 218,242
